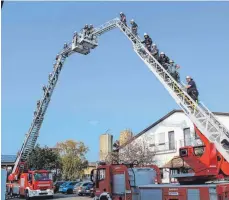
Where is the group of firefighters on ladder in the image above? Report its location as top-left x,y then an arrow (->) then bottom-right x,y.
31,12 -> 205,133
119,12 -> 199,103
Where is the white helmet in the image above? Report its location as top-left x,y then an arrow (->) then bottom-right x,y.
169,60 -> 174,63
152,43 -> 156,47
186,76 -> 191,79
144,33 -> 148,36
131,19 -> 134,23
160,52 -> 165,55
120,12 -> 123,15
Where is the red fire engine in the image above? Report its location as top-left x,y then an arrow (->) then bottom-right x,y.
6,131 -> 54,199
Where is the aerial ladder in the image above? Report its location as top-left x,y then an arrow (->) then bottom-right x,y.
10,51 -> 68,181
87,17 -> 229,164
11,16 -> 229,182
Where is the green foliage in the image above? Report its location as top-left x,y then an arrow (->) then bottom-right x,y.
27,144 -> 61,170
56,140 -> 89,180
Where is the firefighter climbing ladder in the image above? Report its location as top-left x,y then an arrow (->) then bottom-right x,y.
12,17 -> 229,175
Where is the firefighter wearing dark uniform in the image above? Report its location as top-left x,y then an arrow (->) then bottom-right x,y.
130,19 -> 138,36
168,60 -> 180,82
142,33 -> 153,52
151,43 -> 159,60
120,12 -> 127,26
83,24 -> 89,37
158,52 -> 170,70
186,76 -> 199,102
88,24 -> 94,34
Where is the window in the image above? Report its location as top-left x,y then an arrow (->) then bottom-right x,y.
149,135 -> 155,147
183,128 -> 192,146
159,168 -> 164,179
158,133 -> 165,145
168,131 -> 175,150
97,169 -> 106,181
194,130 -> 200,139
34,172 -> 51,181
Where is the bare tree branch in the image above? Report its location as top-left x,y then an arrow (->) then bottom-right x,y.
106,135 -> 155,166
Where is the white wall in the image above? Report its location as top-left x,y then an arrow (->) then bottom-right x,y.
216,115 -> 229,129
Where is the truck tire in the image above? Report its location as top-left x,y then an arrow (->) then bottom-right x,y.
25,191 -> 30,200
9,189 -> 13,198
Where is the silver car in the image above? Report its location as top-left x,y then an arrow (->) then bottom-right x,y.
74,181 -> 93,196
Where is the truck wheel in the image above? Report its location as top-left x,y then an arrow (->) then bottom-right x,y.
25,191 -> 30,200
9,189 -> 13,197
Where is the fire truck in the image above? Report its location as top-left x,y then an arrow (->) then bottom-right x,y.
5,13 -> 229,200
6,94 -> 54,199
7,170 -> 53,199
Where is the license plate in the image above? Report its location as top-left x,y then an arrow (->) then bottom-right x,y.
86,190 -> 90,192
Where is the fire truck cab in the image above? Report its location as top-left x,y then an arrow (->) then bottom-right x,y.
7,170 -> 54,199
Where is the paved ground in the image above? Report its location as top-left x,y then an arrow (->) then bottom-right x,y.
54,193 -> 91,200
10,193 -> 92,200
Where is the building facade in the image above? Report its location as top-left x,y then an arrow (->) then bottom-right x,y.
119,110 -> 229,183
99,133 -> 113,161
1,155 -> 16,170
83,162 -> 97,179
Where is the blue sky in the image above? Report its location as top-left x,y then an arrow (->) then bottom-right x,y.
2,2 -> 229,161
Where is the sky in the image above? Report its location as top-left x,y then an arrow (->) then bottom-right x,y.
2,2 -> 229,161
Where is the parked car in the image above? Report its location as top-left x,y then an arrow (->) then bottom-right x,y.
58,182 -> 69,193
90,187 -> 95,198
59,181 -> 78,194
54,181 -> 65,193
85,183 -> 94,196
73,182 -> 82,194
74,181 -> 93,196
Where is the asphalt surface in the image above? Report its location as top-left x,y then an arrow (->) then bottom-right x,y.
10,193 -> 92,200
53,193 -> 91,200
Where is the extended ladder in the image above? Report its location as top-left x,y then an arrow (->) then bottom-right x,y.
12,47 -> 71,175
13,16 -> 229,175
92,18 -> 229,162
109,19 -> 229,163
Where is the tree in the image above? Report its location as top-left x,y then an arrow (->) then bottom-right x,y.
106,135 -> 155,166
56,140 -> 89,180
27,144 -> 61,171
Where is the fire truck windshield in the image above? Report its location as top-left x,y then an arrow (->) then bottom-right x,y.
34,172 -> 52,181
